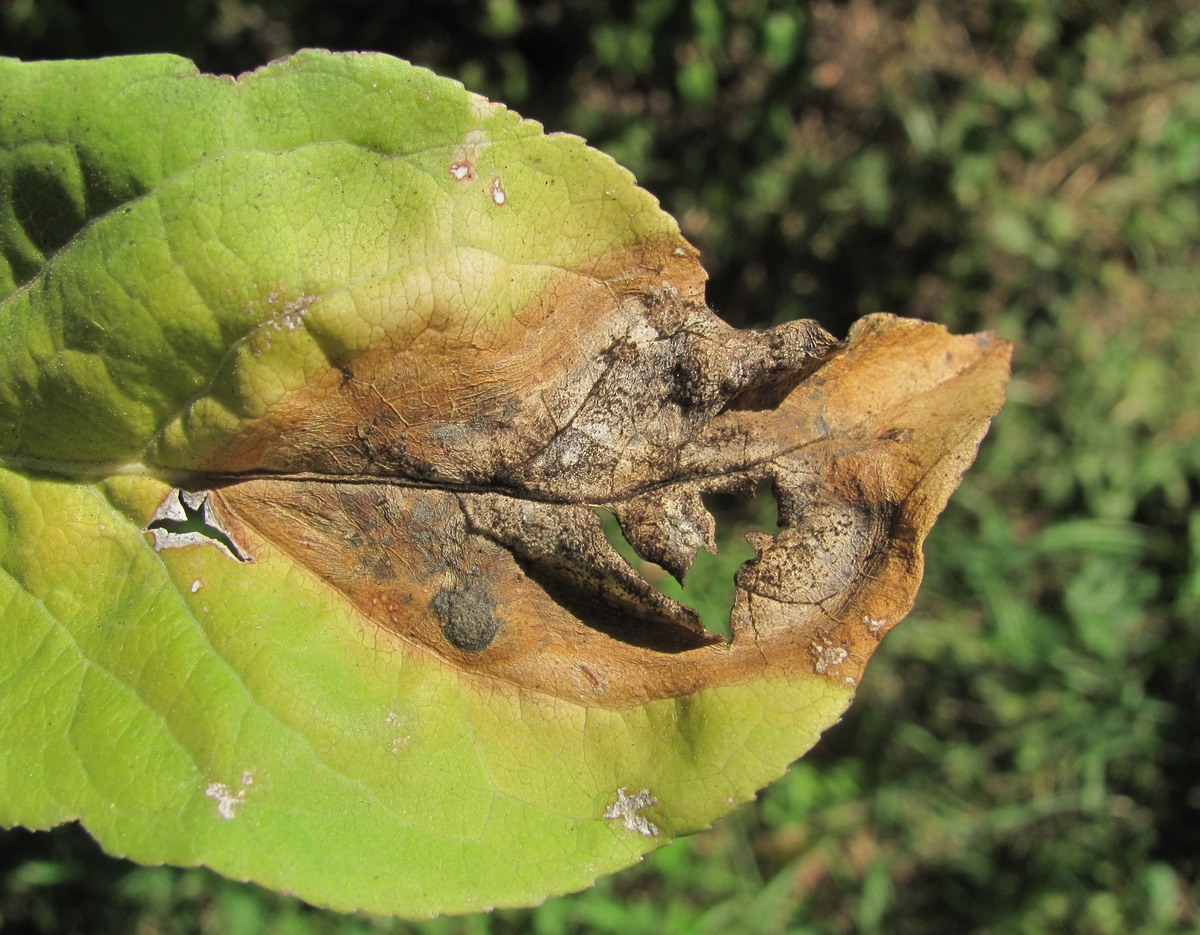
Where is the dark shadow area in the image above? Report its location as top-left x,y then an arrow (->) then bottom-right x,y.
507,545 -> 718,652
0,824 -> 141,935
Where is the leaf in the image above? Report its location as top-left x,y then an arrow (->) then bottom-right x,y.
0,51 -> 1011,915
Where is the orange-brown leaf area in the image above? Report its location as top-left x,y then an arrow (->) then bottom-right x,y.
206,241 -> 1010,707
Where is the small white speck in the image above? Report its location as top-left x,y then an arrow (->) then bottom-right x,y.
386,711 -> 412,753
556,437 -> 582,470
263,296 -> 314,333
812,639 -> 849,675
491,176 -> 507,206
865,615 -> 888,637
205,782 -> 244,820
190,579 -> 202,593
674,246 -> 687,256
449,161 -> 473,181
604,787 -> 659,837
205,769 -> 256,820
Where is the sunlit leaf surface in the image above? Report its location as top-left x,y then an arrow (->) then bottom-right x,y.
0,51 -> 1009,915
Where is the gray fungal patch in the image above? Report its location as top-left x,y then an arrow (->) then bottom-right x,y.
408,492 -> 468,577
430,579 -> 500,652
741,495 -> 880,607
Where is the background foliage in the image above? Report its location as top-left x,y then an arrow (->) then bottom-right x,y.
2,1 -> 1198,933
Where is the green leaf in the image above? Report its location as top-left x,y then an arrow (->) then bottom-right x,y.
0,51 -> 1009,915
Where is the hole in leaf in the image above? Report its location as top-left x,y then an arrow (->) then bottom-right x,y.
146,490 -> 252,563
600,481 -> 780,640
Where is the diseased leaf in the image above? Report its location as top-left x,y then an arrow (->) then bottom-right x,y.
0,51 -> 1011,915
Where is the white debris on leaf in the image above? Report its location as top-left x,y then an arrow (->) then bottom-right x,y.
604,787 -> 659,837
811,638 -> 849,675
865,615 -> 889,637
385,711 -> 412,754
205,770 -> 255,820
450,127 -> 489,182
205,783 -> 241,820
247,294 -> 316,358
274,296 -> 313,332
490,176 -> 507,206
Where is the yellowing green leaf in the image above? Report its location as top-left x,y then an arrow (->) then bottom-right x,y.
0,51 -> 1010,915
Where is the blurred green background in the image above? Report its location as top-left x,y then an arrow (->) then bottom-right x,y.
2,1 -> 1198,932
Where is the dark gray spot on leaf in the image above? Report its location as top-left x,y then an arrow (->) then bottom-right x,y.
430,580 -> 500,652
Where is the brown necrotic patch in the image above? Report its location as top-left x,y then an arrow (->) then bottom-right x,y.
169,236 -> 709,488
206,257 -> 1009,707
